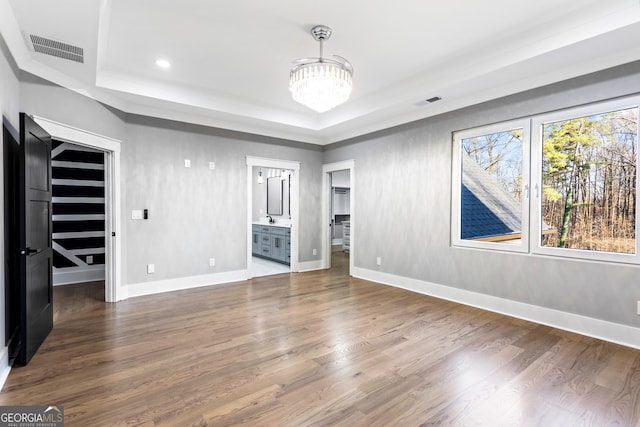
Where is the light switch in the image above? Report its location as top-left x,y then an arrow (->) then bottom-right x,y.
131,210 -> 143,220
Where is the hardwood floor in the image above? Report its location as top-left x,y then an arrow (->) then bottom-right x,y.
2,252 -> 640,426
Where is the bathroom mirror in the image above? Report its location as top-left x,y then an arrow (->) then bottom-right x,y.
267,176 -> 283,215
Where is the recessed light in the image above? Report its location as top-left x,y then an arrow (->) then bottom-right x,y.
155,59 -> 171,69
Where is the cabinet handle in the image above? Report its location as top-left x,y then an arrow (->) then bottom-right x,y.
254,234 -> 257,243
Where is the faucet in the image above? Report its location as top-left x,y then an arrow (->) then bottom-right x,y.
266,215 -> 274,224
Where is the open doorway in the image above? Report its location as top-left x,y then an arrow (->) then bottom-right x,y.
33,117 -> 122,302
246,157 -> 300,278
51,140 -> 106,287
322,160 -> 355,274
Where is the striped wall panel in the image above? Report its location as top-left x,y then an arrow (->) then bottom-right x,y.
52,140 -> 105,284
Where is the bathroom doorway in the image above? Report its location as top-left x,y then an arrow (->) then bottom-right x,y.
246,157 -> 300,277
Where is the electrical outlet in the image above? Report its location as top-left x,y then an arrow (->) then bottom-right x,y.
131,210 -> 143,220
209,161 -> 215,170
209,258 -> 215,267
147,264 -> 155,274
86,255 -> 93,265
637,300 -> 640,315
376,257 -> 382,266
312,248 -> 317,256
184,159 -> 191,168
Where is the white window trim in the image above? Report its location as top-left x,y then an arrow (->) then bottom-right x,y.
530,96 -> 640,264
452,119 -> 531,253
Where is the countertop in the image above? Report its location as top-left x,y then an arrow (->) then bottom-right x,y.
253,221 -> 291,228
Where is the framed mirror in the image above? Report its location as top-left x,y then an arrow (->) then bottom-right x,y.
267,176 -> 283,215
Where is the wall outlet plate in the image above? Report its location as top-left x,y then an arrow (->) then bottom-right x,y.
209,162 -> 215,170
184,159 -> 191,168
131,210 -> 143,220
147,263 -> 155,274
209,258 -> 215,267
376,257 -> 382,266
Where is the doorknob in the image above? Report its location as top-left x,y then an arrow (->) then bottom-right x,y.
21,248 -> 38,255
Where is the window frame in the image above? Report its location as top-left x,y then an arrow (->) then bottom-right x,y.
451,119 -> 531,253
530,97 -> 640,264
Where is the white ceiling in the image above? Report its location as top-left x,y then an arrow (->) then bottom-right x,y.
2,0 -> 640,145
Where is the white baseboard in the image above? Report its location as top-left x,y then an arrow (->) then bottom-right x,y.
297,260 -> 323,272
126,269 -> 249,299
0,346 -> 11,391
54,267 -> 105,286
353,267 -> 640,350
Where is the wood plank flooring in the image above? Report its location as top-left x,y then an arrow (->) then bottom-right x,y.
2,252 -> 640,426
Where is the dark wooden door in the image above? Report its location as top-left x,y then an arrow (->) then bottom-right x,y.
18,113 -> 53,365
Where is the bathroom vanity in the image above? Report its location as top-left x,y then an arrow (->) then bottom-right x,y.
252,224 -> 291,265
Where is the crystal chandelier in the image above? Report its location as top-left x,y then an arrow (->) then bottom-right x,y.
289,25 -> 354,113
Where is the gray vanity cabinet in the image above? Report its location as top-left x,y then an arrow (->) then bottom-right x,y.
251,225 -> 261,254
270,227 -> 286,262
252,224 -> 291,265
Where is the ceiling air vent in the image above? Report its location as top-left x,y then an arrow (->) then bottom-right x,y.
29,34 -> 84,63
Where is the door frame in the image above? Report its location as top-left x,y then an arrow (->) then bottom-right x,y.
246,156 -> 300,277
33,117 -> 123,302
322,160 -> 355,274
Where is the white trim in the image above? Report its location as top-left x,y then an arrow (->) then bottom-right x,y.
33,116 -> 123,302
52,241 -> 88,267
69,248 -> 105,256
53,214 -> 105,221
51,160 -> 104,170
54,268 -> 105,286
246,157 -> 300,277
53,231 -> 105,239
353,267 -> 640,350
52,197 -> 104,204
52,141 -> 101,158
297,260 -> 323,272
52,179 -> 104,187
126,270 -> 249,299
321,160 -> 355,274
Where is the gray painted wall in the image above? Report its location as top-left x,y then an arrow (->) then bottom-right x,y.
323,61 -> 640,328
123,116 -> 322,283
16,76 -> 324,285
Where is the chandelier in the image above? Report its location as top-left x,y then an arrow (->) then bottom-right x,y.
289,25 -> 354,113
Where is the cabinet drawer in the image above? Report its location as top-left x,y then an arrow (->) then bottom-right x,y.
252,224 -> 261,232
260,226 -> 271,234
270,227 -> 286,236
260,244 -> 271,256
261,235 -> 270,243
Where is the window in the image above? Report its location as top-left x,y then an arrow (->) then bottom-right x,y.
453,97 -> 640,264
452,120 -> 530,252
531,100 -> 639,262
